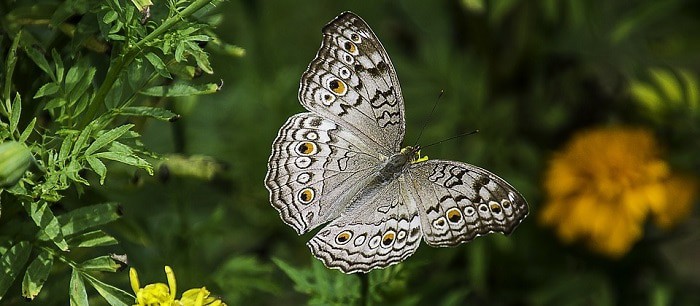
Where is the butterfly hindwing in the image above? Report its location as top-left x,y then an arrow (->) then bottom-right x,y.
299,11 -> 405,155
406,160 -> 529,247
307,177 -> 422,273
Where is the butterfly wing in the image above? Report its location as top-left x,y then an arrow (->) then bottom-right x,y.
307,177 -> 422,273
265,112 -> 383,234
405,160 -> 529,247
299,11 -> 405,156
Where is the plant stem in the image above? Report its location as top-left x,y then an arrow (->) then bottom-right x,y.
79,0 -> 214,128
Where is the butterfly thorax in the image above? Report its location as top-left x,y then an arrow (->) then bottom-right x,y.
376,146 -> 420,183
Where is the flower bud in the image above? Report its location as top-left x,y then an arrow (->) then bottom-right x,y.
0,141 -> 33,188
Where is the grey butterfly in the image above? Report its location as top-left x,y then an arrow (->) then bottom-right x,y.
265,12 -> 528,273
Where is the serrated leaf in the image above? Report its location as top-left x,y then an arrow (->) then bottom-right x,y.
23,46 -> 54,80
19,118 -> 36,142
68,67 -> 96,103
192,48 -> 213,74
22,250 -> 53,300
44,97 -> 67,110
69,269 -> 88,306
58,202 -> 121,236
144,52 -> 171,78
0,241 -> 32,300
24,200 -> 69,251
108,142 -> 134,154
9,94 -> 21,134
52,49 -> 64,83
85,124 -> 134,155
68,230 -> 117,248
116,106 -> 178,121
34,82 -> 60,98
58,132 -> 75,162
80,255 -> 121,272
86,156 -> 107,184
65,160 -> 89,186
83,273 -> 133,306
140,82 -> 220,97
94,151 -> 152,174
72,125 -> 93,156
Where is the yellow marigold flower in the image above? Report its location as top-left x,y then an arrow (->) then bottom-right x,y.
130,266 -> 227,306
540,127 -> 697,258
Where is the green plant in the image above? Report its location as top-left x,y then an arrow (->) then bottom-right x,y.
0,0 -> 240,303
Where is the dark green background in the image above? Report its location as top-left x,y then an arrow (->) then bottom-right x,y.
27,0 -> 700,305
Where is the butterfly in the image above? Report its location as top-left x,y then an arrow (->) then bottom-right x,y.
265,12 -> 528,273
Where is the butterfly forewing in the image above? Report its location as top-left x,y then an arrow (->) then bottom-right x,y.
299,12 -> 405,155
265,112 -> 382,234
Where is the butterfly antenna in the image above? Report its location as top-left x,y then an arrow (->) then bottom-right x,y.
413,90 -> 444,147
422,130 -> 480,149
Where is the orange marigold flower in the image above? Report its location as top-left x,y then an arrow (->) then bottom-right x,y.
540,127 -> 697,258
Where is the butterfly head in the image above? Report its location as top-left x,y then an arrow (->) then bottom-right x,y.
401,146 -> 429,164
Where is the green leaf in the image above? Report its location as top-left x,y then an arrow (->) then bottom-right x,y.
68,230 -> 118,248
103,11 -> 118,24
23,46 -> 54,80
0,241 -> 32,300
21,250 -> 53,300
57,202 -> 122,236
116,106 -> 179,121
80,255 -> 122,272
272,258 -> 313,293
58,132 -> 75,162
52,49 -> 64,84
72,125 -> 93,156
86,156 -> 107,184
140,82 -> 220,97
9,94 -> 21,134
94,151 -> 153,174
19,118 -> 36,143
69,269 -> 88,306
650,68 -> 682,103
24,200 -> 70,251
68,67 -> 96,102
83,273 -> 133,306
34,82 -> 60,98
144,52 -> 172,78
85,124 -> 134,155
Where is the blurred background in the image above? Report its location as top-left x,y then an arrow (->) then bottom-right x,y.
24,0 -> 700,305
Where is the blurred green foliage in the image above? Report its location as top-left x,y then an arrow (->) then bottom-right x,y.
1,0 -> 700,305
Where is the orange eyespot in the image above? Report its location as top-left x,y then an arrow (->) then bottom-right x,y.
298,188 -> 315,204
343,41 -> 357,54
502,200 -> 511,209
447,208 -> 462,223
296,142 -> 317,155
490,202 -> 502,214
381,231 -> 396,247
336,230 -> 353,244
328,79 -> 347,95
433,218 -> 446,228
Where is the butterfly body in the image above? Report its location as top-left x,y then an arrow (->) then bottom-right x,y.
265,12 -> 528,273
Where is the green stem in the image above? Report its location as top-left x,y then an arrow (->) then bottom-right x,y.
79,0 -> 214,128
